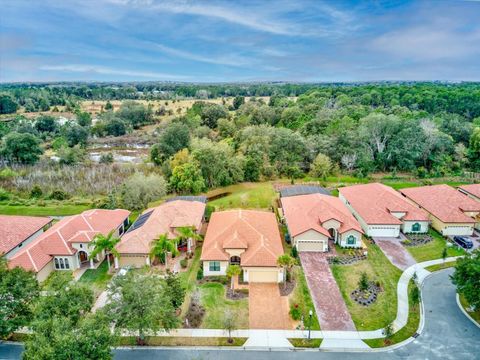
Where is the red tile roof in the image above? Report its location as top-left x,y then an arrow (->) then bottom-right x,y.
281,194 -> 363,237
201,210 -> 284,267
459,184 -> 480,200
116,200 -> 205,255
8,209 -> 130,273
400,185 -> 480,224
0,215 -> 52,255
339,183 -> 429,225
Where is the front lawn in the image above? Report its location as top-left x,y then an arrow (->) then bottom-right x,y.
459,294 -> 480,325
207,182 -> 276,210
199,282 -> 249,329
290,266 -> 320,330
363,280 -> 420,348
78,260 -> 112,294
331,240 -> 402,330
118,336 -> 247,346
406,230 -> 465,263
425,260 -> 457,272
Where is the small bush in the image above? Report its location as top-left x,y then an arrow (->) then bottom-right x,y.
291,246 -> 298,258
196,266 -> 203,280
180,259 -> 188,268
48,189 -> 70,200
359,272 -> 369,291
0,188 -> 11,201
30,185 -> 43,198
0,168 -> 18,180
99,153 -> 114,164
290,304 -> 301,320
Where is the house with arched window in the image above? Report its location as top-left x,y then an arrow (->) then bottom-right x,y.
281,193 -> 364,252
339,183 -> 430,238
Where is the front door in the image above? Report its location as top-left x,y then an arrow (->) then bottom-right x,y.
79,251 -> 88,263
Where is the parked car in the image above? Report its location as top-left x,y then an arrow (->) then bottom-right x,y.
453,236 -> 473,249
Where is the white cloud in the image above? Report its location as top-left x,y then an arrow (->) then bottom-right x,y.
39,64 -> 188,80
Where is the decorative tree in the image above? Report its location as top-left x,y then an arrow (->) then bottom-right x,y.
150,234 -> 178,268
383,323 -> 394,344
359,272 -> 369,292
89,230 -> 121,270
410,284 -> 421,310
165,271 -> 186,310
277,254 -> 296,288
175,226 -> 202,253
226,265 -> 242,292
442,247 -> 448,265
223,310 -> 237,343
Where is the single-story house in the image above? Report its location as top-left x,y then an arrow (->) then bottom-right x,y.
281,193 -> 363,252
115,199 -> 206,269
458,184 -> 480,230
8,209 -> 130,282
0,215 -> 52,259
400,185 -> 480,236
201,210 -> 284,283
339,183 -> 430,237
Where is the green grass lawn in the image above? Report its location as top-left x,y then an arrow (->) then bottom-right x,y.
406,230 -> 465,263
363,280 -> 420,348
118,336 -> 247,346
459,294 -> 480,325
207,182 -> 277,210
425,260 -> 457,272
0,203 -> 90,216
199,282 -> 249,329
331,240 -> 402,330
290,266 -> 320,330
179,247 -> 202,317
288,338 -> 322,348
78,260 -> 113,294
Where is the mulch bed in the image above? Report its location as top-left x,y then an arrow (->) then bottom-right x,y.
279,279 -> 296,296
402,234 -> 433,247
350,282 -> 382,307
183,295 -> 205,328
225,286 -> 249,300
328,254 -> 367,265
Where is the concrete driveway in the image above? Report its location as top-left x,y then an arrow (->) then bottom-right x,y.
373,235 -> 417,270
299,252 -> 356,331
249,283 -> 290,329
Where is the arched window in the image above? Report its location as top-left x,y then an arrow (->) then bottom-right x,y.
64,258 -> 70,269
347,235 -> 356,245
59,258 -> 65,269
54,258 -> 59,269
412,223 -> 421,232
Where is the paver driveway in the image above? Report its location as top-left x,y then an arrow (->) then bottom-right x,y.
249,283 -> 290,329
373,235 -> 416,270
299,252 -> 356,331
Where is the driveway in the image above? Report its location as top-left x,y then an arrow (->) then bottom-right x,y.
299,252 -> 356,331
249,283 -> 290,329
373,235 -> 417,270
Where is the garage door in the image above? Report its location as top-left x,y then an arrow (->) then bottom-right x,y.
367,227 -> 399,237
442,226 -> 473,236
296,240 -> 326,252
248,270 -> 279,283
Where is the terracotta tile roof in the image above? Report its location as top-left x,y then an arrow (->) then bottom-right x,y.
116,200 -> 205,255
339,183 -> 429,225
201,210 -> 284,267
0,215 -> 52,255
281,194 -> 364,238
400,185 -> 480,224
8,209 -> 129,273
459,184 -> 480,200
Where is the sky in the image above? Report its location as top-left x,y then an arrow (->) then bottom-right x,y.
1,0 -> 480,83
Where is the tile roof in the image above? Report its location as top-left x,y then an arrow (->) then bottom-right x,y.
281,193 -> 363,238
458,184 -> 480,200
339,183 -> 429,225
116,200 -> 205,255
8,209 -> 130,273
400,184 -> 480,224
201,210 -> 284,267
0,215 -> 52,255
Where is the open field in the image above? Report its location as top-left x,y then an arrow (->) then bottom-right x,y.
331,240 -> 402,331
207,182 -> 277,210
406,230 -> 465,263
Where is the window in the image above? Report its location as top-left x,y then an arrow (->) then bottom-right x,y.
347,235 -> 356,245
412,223 -> 421,232
54,258 -> 59,269
79,244 -> 83,248
209,261 -> 220,271
64,258 -> 70,269
59,258 -> 65,269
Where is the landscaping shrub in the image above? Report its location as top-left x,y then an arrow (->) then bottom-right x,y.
180,259 -> 188,268
0,167 -> 18,180
359,272 -> 369,291
196,266 -> 203,280
0,188 -> 11,201
48,189 -> 70,200
29,185 -> 43,198
291,246 -> 298,258
290,304 -> 301,320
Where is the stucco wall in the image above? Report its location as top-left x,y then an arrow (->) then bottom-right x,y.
37,261 -> 54,283
402,221 -> 429,234
339,229 -> 362,248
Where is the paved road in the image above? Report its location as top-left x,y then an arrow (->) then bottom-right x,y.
1,270 -> 478,360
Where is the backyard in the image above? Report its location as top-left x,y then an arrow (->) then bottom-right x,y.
331,240 -> 402,330
406,230 -> 465,263
207,182 -> 277,210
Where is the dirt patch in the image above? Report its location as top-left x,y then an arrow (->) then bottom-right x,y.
225,286 -> 249,300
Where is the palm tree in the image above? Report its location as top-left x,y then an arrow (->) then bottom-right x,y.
277,254 -> 296,289
89,230 -> 120,270
175,226 -> 202,253
226,264 -> 242,292
150,233 -> 178,268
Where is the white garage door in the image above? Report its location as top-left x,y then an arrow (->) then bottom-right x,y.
248,270 -> 279,283
296,240 -> 326,252
442,226 -> 473,236
367,226 -> 399,237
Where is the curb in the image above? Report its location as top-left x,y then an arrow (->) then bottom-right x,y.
455,294 -> 480,329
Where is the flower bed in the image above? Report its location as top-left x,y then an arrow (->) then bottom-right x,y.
328,254 -> 367,265
350,282 -> 382,307
402,234 -> 433,247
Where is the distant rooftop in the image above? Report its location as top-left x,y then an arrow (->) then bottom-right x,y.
166,196 -> 207,203
279,185 -> 331,198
